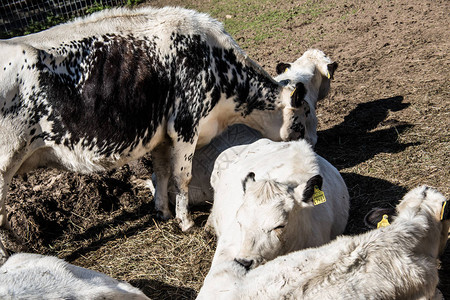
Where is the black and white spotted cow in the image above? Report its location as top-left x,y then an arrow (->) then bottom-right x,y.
0,6 -> 310,254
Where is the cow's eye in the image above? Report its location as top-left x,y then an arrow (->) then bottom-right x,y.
273,224 -> 285,231
272,224 -> 286,238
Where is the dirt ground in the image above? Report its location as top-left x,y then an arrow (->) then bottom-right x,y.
4,0 -> 449,299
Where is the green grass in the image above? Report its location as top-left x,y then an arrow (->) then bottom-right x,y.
183,0 -> 329,48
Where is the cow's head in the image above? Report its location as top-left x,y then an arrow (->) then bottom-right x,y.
233,172 -> 322,270
250,80 -> 311,144
275,49 -> 338,104
272,49 -> 337,146
277,82 -> 311,142
365,186 -> 450,257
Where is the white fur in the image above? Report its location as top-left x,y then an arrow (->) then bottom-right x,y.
0,253 -> 149,300
198,186 -> 449,300
207,138 -> 349,269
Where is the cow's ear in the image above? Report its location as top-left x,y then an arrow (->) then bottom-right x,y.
300,174 -> 323,205
291,82 -> 307,108
326,62 -> 338,80
364,207 -> 397,229
242,172 -> 256,193
276,62 -> 291,75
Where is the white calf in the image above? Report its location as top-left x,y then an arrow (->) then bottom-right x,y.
197,186 -> 450,300
0,253 -> 149,299
207,138 -> 349,269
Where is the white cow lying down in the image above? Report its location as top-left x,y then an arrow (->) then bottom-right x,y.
198,186 -> 450,300
207,138 -> 349,269
0,253 -> 149,300
144,49 -> 338,207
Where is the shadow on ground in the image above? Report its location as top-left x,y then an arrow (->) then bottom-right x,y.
341,173 -> 407,235
316,95 -> 417,170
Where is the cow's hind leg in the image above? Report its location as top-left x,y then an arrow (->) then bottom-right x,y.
151,140 -> 174,221
170,139 -> 197,232
151,137 -> 197,231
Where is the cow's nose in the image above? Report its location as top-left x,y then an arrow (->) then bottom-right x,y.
234,258 -> 254,270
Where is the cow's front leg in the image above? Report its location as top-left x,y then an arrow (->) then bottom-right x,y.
0,174 -> 9,265
0,174 -> 7,229
151,140 -> 173,221
171,140 -> 196,232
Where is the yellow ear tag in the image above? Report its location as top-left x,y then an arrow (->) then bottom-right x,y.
326,71 -> 331,79
312,186 -> 326,206
377,215 -> 390,228
290,88 -> 296,97
440,201 -> 448,220
284,68 -> 289,73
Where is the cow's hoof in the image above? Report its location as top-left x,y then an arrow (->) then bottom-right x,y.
180,219 -> 195,232
156,210 -> 173,221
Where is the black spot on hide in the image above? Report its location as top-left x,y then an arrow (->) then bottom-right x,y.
37,34 -> 171,155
